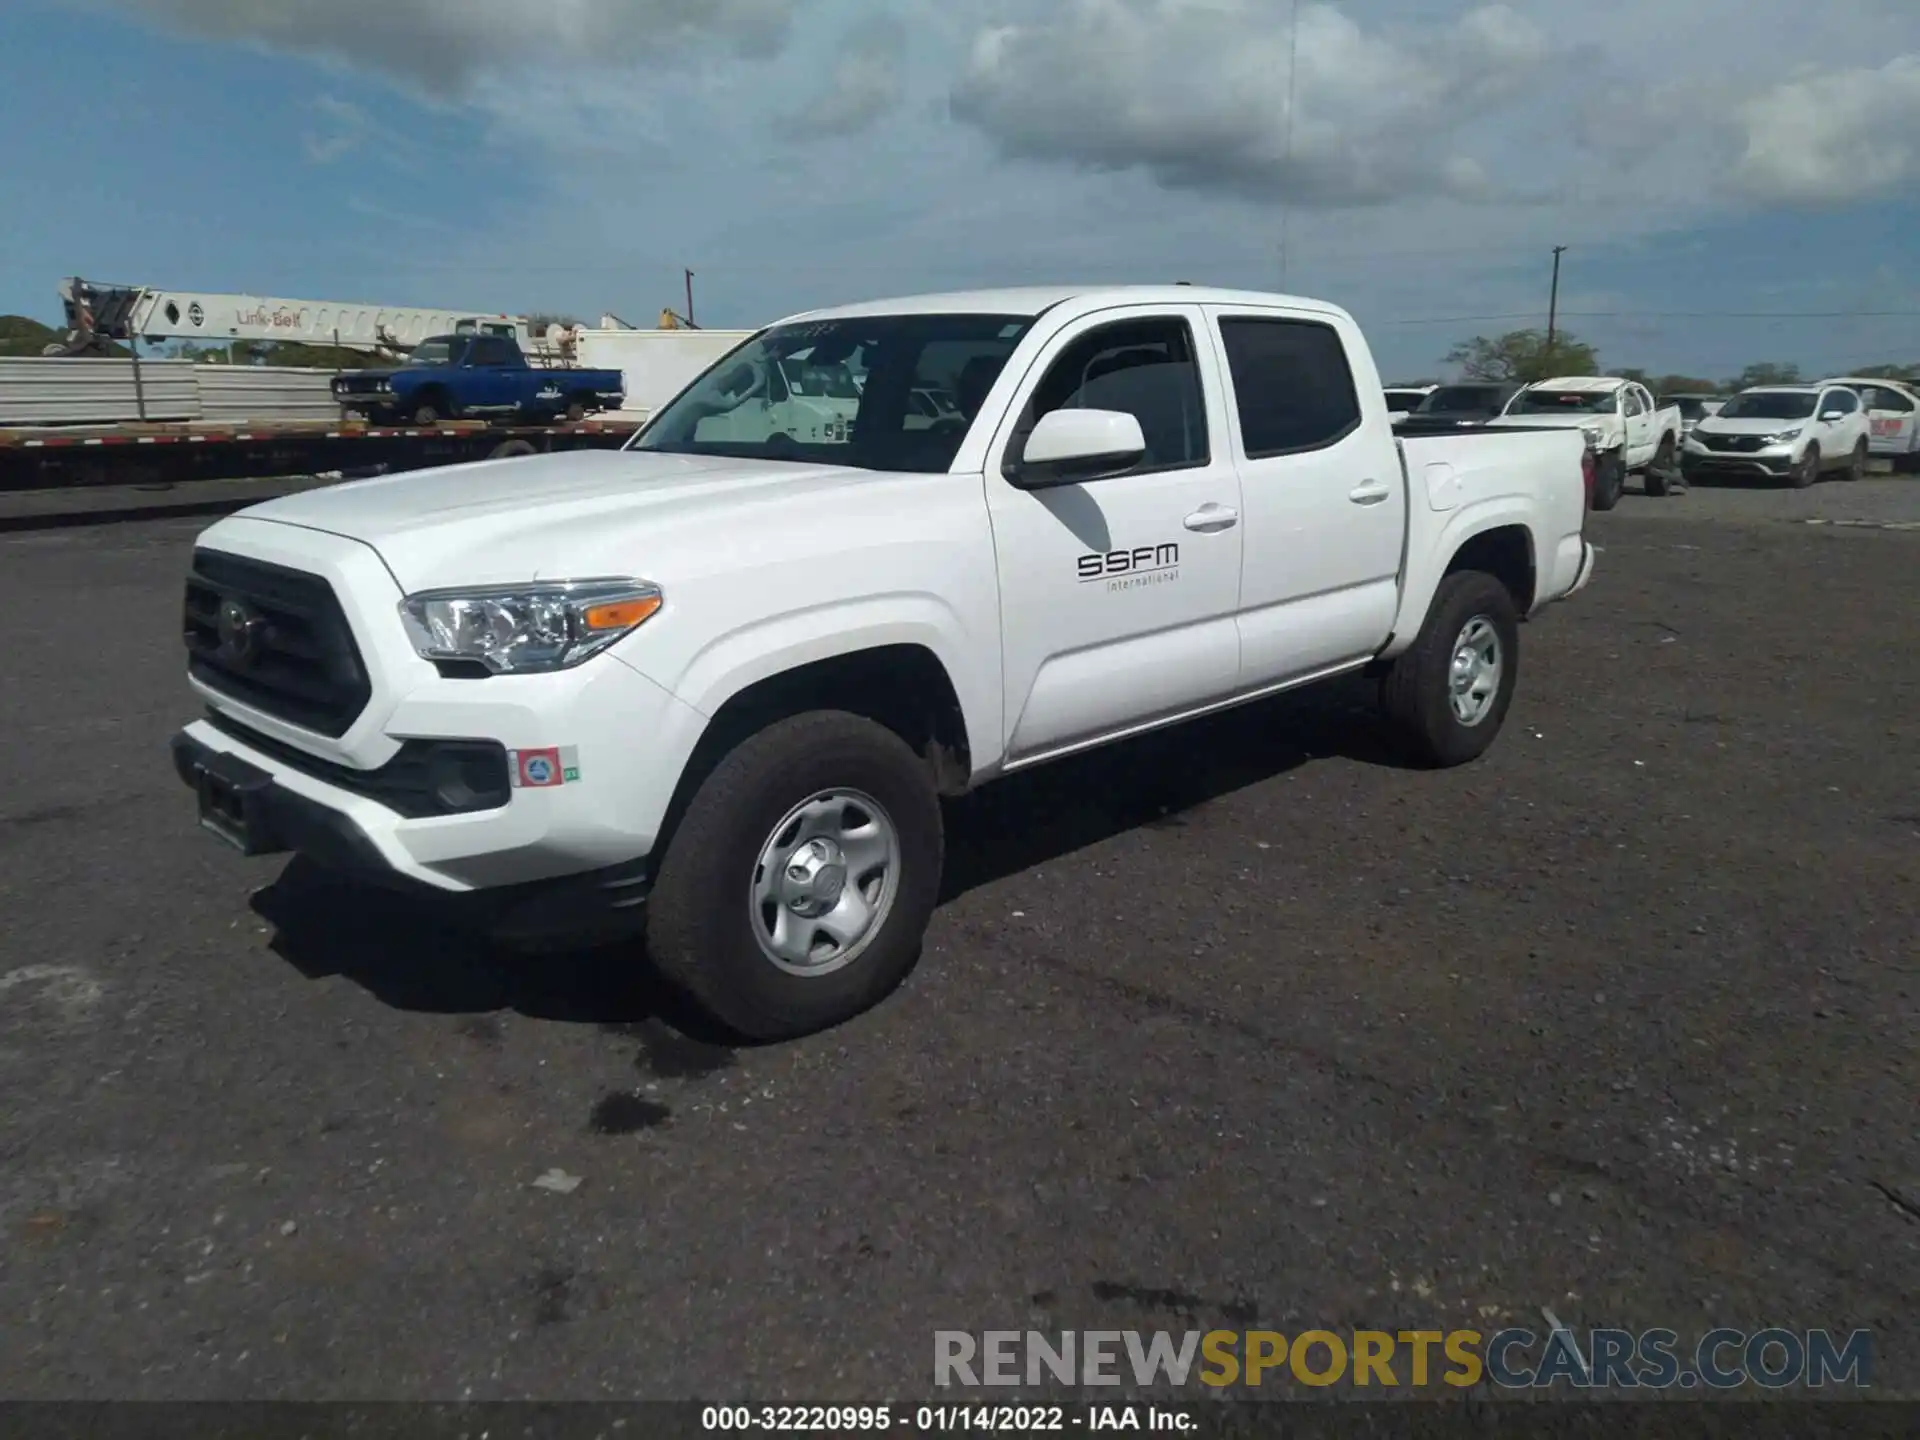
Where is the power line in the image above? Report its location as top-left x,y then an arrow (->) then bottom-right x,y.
1376,309 -> 1920,326
1277,0 -> 1301,290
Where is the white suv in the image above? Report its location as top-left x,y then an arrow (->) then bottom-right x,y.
1684,383 -> 1872,488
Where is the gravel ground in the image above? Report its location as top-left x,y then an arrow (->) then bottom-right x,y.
0,485 -> 1915,1404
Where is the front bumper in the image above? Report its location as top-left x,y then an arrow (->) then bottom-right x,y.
1682,446 -> 1797,477
171,727 -> 653,947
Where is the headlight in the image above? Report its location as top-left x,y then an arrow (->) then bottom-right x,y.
399,579 -> 663,674
1757,427 -> 1802,445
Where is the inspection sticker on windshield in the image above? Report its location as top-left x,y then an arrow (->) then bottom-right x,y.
510,746 -> 581,788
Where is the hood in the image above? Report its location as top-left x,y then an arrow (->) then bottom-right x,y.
232,447 -> 893,591
1693,415 -> 1812,438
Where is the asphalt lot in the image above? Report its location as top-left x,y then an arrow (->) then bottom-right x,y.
1,476 -> 1916,1403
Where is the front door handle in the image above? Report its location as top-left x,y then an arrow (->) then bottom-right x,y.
1349,480 -> 1393,505
1183,503 -> 1239,533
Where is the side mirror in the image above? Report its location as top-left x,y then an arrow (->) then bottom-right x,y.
1819,409 -> 1844,422
1010,408 -> 1147,488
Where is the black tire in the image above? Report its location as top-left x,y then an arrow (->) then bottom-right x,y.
565,399 -> 588,423
1644,437 -> 1677,496
1590,451 -> 1625,511
411,400 -> 441,427
488,439 -> 538,460
1378,570 -> 1521,769
1846,439 -> 1868,481
645,711 -> 944,1042
1790,445 -> 1819,488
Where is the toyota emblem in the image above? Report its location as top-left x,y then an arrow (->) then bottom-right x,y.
216,599 -> 267,666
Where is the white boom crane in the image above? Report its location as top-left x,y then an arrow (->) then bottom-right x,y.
49,277 -> 534,357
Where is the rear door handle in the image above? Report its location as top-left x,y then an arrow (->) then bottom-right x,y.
1183,503 -> 1239,533
1349,480 -> 1393,505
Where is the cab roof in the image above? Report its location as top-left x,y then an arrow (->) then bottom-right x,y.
1525,376 -> 1628,392
775,284 -> 1348,325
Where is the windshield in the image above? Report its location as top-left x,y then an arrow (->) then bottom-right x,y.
407,339 -> 457,366
1508,388 -> 1618,415
632,313 -> 1036,472
1419,386 -> 1507,414
1718,391 -> 1817,420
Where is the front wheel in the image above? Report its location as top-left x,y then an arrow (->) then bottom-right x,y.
1590,451 -> 1625,511
645,712 -> 945,1042
1790,445 -> 1819,488
1846,439 -> 1868,481
410,401 -> 442,427
1378,570 -> 1521,769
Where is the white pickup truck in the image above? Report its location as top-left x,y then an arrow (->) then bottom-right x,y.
1490,376 -> 1684,509
169,285 -> 1598,1040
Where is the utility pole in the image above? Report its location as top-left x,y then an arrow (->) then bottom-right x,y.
1546,245 -> 1568,350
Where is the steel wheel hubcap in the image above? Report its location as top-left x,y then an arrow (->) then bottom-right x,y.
750,789 -> 901,977
1449,616 -> 1503,727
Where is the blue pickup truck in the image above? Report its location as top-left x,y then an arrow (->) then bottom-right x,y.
331,333 -> 625,426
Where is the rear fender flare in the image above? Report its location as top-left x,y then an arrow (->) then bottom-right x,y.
1382,499 -> 1541,659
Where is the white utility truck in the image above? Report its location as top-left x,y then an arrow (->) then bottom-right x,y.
1492,376 -> 1684,508
170,285 -> 1598,1040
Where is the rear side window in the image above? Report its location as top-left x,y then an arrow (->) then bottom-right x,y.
1217,318 -> 1362,457
1862,386 -> 1915,413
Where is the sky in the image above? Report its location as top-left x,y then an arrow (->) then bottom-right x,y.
4,0 -> 1919,383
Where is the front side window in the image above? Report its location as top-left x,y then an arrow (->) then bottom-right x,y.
1012,317 -> 1209,474
632,313 -> 1035,473
1822,389 -> 1858,415
1217,317 -> 1361,456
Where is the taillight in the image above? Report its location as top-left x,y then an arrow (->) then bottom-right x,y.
1581,449 -> 1596,510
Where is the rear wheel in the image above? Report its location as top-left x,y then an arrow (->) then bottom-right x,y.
645,712 -> 945,1042
1790,445 -> 1820,488
1378,570 -> 1521,769
1644,436 -> 1678,497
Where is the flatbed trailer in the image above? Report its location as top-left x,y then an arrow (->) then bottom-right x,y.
0,416 -> 642,490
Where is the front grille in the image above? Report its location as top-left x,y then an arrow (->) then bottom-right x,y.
205,711 -> 510,819
184,550 -> 373,738
1701,433 -> 1766,453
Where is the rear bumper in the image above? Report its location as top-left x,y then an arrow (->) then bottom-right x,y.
170,729 -> 651,946
1565,538 -> 1597,598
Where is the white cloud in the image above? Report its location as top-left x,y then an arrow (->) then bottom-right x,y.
63,0 -> 1920,379
1729,57 -> 1920,204
91,0 -> 799,93
948,1 -> 1559,206
779,18 -> 907,139
302,95 -> 368,165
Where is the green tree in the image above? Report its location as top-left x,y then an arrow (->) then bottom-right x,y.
1728,361 -> 1801,390
1840,361 -> 1920,384
1444,329 -> 1600,384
